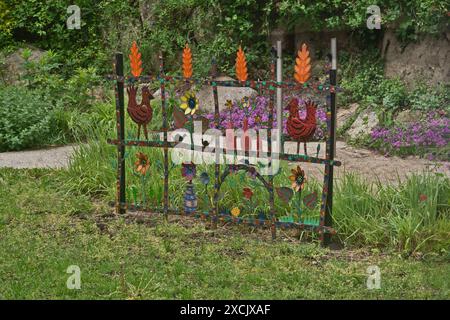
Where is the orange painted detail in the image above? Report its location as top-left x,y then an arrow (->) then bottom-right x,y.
294,43 -> 311,84
182,43 -> 193,79
129,41 -> 143,77
235,45 -> 248,82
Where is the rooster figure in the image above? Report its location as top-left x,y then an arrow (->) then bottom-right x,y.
127,85 -> 154,140
285,98 -> 317,155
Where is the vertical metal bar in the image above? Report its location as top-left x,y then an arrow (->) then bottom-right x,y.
322,38 -> 337,246
276,41 -> 283,154
115,53 -> 126,215
212,59 -> 219,229
269,54 -> 276,240
159,53 -> 169,220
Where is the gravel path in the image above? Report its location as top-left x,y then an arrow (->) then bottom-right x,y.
0,142 -> 448,183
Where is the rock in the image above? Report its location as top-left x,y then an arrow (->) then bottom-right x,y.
2,46 -> 46,85
382,29 -> 450,88
337,103 -> 359,129
347,110 -> 379,139
153,76 -> 258,112
395,110 -> 423,123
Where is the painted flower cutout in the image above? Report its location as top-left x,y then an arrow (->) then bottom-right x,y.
231,207 -> 240,217
181,162 -> 197,181
199,172 -> 210,185
241,96 -> 249,107
247,167 -> 257,179
229,165 -> 239,174
134,152 -> 150,175
289,165 -> 307,192
243,187 -> 254,200
180,91 -> 199,115
225,100 -> 233,110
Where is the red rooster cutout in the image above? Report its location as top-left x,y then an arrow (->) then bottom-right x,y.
127,86 -> 154,140
285,98 -> 317,155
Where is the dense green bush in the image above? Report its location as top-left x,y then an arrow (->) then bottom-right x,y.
21,49 -> 102,111
0,87 -> 60,151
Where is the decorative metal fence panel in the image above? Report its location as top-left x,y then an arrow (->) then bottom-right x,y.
107,39 -> 340,246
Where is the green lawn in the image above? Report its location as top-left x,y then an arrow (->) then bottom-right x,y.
0,168 -> 448,299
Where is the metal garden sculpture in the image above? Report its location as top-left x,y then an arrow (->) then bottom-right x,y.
126,42 -> 153,140
108,39 -> 340,246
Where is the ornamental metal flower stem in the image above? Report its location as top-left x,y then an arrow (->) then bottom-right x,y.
141,174 -> 147,206
297,189 -> 303,222
203,184 -> 209,208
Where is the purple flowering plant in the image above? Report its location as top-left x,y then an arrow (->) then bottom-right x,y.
370,111 -> 449,160
204,95 -> 328,140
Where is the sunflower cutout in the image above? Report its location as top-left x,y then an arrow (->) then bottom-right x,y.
180,91 -> 199,115
231,207 -> 241,217
289,165 -> 307,192
225,99 -> 233,110
134,152 -> 150,175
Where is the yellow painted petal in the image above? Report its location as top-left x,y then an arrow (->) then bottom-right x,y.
181,96 -> 187,102
184,108 -> 191,115
180,103 -> 188,110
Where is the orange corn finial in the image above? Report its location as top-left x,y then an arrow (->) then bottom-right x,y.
235,45 -> 248,82
129,41 -> 143,77
294,43 -> 311,84
182,43 -> 193,79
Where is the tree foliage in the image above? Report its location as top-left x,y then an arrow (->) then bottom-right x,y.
1,0 -> 448,74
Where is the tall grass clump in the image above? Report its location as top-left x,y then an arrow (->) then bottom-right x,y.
64,102 -> 117,196
334,172 -> 450,254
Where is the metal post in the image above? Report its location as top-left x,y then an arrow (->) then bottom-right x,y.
212,58 -> 220,229
115,53 -> 126,214
323,38 -> 337,246
269,52 -> 276,240
276,41 -> 283,154
159,53 -> 169,220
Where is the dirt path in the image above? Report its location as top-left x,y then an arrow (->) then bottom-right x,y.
0,142 -> 448,183
286,141 -> 449,183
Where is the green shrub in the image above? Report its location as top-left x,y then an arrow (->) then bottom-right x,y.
21,50 -> 102,110
409,82 -> 450,112
0,86 -> 61,151
379,78 -> 408,110
339,50 -> 384,106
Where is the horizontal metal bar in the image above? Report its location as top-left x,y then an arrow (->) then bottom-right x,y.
107,139 -> 341,166
113,202 -> 336,235
105,75 -> 340,93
